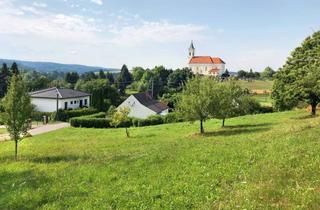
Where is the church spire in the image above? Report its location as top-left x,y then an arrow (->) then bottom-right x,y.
188,40 -> 195,59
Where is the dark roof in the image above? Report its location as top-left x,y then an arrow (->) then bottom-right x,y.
133,92 -> 169,113
29,87 -> 90,99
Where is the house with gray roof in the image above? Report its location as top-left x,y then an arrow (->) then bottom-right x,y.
30,87 -> 91,112
117,92 -> 169,119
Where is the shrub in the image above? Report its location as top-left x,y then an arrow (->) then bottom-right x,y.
136,115 -> 164,127
163,112 -> 184,124
54,108 -> 99,122
70,112 -> 109,128
31,111 -> 52,122
70,118 -> 111,128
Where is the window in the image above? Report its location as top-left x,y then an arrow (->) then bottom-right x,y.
84,99 -> 88,105
71,101 -> 73,105
74,100 -> 77,104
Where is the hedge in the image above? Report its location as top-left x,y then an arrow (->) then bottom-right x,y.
53,108 -> 99,122
70,112 -> 109,128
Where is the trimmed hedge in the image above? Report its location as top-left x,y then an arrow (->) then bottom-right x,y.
54,108 -> 99,122
70,112 -> 110,128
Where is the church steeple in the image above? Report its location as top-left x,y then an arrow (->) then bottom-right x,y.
188,40 -> 195,60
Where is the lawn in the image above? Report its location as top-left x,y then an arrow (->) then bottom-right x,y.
252,94 -> 273,107
1,110 -> 320,209
237,79 -> 273,91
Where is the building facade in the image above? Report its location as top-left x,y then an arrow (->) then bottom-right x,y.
30,87 -> 91,112
188,41 -> 226,76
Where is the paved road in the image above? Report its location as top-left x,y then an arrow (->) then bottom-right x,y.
0,123 -> 70,141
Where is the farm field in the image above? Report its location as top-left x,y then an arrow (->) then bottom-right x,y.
237,80 -> 273,91
1,110 -> 320,209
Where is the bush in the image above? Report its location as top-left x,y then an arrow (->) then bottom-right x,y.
54,108 -> 99,122
31,111 -> 52,122
163,112 -> 184,124
70,112 -> 109,128
70,118 -> 111,128
135,115 -> 164,127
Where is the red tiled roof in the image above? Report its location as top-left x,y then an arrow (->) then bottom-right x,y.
189,56 -> 225,64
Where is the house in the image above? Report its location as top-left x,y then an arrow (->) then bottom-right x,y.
30,87 -> 91,112
188,41 -> 226,76
117,92 -> 169,119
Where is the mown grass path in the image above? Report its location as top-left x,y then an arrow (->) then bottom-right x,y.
0,111 -> 320,209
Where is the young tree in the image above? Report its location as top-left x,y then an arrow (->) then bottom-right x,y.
272,31 -> 320,116
213,81 -> 249,127
110,107 -> 130,138
177,76 -> 217,134
131,67 -> 145,81
3,74 -> 32,160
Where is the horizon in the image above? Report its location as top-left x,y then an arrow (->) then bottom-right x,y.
0,0 -> 319,71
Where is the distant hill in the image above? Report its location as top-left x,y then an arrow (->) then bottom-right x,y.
0,58 -> 120,74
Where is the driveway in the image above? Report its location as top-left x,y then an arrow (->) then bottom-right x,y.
0,123 -> 70,142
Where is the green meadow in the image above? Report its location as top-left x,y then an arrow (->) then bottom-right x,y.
237,80 -> 273,91
1,110 -> 320,209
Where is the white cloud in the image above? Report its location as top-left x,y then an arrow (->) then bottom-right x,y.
20,6 -> 41,15
109,20 -> 207,46
90,0 -> 103,5
33,2 -> 47,8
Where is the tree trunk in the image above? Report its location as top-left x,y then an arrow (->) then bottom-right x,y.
200,119 -> 204,134
125,127 -> 130,138
15,139 -> 18,161
222,118 -> 225,127
311,103 -> 317,117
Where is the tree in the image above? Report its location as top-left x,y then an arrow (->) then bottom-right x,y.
167,68 -> 193,91
261,66 -> 276,80
23,71 -> 50,91
221,69 -> 230,79
237,70 -> 247,79
65,72 -> 79,88
110,107 -> 130,138
106,72 -> 115,84
177,76 -> 216,134
11,62 -> 19,75
116,65 -> 132,94
132,67 -> 145,81
0,63 -> 10,98
81,72 -> 97,81
272,31 -> 320,116
98,70 -> 106,79
213,80 -> 249,127
3,74 -> 32,160
75,79 -> 120,111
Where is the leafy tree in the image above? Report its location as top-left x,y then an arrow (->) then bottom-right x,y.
261,66 -> 276,80
3,74 -> 32,160
0,63 -> 10,98
237,70 -> 247,79
221,69 -> 230,79
116,65 -> 132,94
106,72 -> 115,84
177,76 -> 216,134
213,80 -> 250,127
132,67 -> 145,81
76,79 -> 120,111
167,68 -> 193,91
81,72 -> 97,81
110,107 -> 130,138
98,70 -> 106,79
272,31 -> 320,116
65,72 -> 79,87
10,62 -> 19,75
23,71 -> 50,91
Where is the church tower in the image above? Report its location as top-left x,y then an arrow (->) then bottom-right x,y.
188,40 -> 195,60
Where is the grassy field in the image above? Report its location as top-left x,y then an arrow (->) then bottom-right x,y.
237,80 -> 273,91
252,94 -> 273,107
1,110 -> 320,209
0,128 -> 7,135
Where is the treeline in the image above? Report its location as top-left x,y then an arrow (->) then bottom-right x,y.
237,67 -> 276,80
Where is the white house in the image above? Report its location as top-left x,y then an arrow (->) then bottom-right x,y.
30,87 -> 91,112
188,41 -> 226,76
118,92 -> 169,119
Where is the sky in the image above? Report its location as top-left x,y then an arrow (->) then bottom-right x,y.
0,0 -> 319,71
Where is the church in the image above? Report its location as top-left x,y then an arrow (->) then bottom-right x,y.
188,41 -> 226,76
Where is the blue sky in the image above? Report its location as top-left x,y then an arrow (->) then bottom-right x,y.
0,0 -> 319,71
